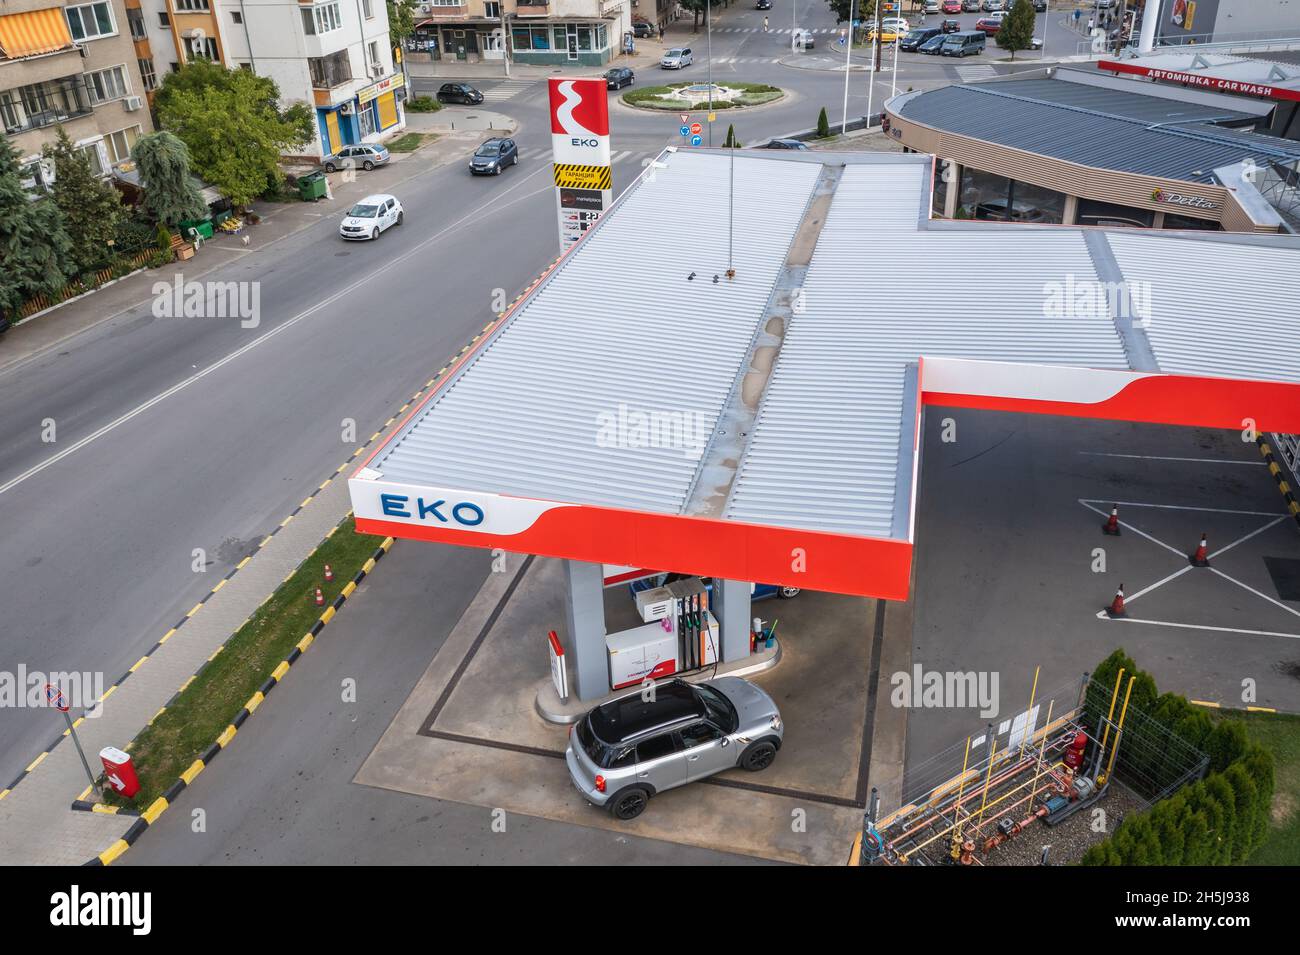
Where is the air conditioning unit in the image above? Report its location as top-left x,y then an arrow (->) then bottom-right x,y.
339,102 -> 355,115
123,95 -> 144,112
370,64 -> 384,77
419,3 -> 431,12
181,28 -> 201,38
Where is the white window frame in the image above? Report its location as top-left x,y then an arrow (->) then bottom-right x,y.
174,0 -> 212,10
302,2 -> 344,36
362,0 -> 374,18
84,65 -> 130,105
138,58 -> 157,91
65,2 -> 118,43
106,125 -> 142,165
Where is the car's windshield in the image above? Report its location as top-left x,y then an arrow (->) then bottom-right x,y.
695,684 -> 738,732
575,717 -> 634,769
475,143 -> 501,157
348,204 -> 378,218
667,48 -> 684,56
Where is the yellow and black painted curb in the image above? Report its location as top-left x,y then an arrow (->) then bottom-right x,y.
71,800 -> 140,816
83,536 -> 394,866
1190,700 -> 1286,715
1256,436 -> 1300,530
0,316 -> 507,806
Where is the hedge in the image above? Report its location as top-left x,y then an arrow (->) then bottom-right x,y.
1080,649 -> 1275,866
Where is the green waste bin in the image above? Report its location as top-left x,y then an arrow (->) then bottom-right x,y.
298,171 -> 327,202
180,219 -> 214,240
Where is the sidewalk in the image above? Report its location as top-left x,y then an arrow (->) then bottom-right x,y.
0,121 -> 512,378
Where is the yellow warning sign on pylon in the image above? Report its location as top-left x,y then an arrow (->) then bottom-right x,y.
553,163 -> 612,190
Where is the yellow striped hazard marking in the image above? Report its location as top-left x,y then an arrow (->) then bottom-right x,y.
553,162 -> 611,190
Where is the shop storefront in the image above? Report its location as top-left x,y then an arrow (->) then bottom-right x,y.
316,73 -> 406,158
887,68 -> 1300,234
410,18 -> 613,66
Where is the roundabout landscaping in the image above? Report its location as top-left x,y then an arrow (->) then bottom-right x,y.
621,81 -> 785,111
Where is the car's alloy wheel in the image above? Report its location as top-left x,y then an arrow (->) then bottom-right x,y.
494,165 -> 502,175
779,586 -> 801,599
364,160 -> 374,171
610,788 -> 649,820
396,211 -> 403,225
324,163 -> 336,173
371,228 -> 379,240
512,154 -> 519,166
741,741 -> 777,772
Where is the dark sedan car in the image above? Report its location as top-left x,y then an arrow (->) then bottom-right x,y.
437,82 -> 483,105
469,137 -> 519,176
761,138 -> 810,150
919,33 -> 947,53
900,27 -> 941,51
940,17 -> 962,33
632,20 -> 655,37
605,66 -> 634,89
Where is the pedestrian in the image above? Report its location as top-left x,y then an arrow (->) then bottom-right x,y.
763,15 -> 769,31
659,23 -> 665,40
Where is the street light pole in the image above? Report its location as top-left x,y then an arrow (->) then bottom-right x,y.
841,0 -> 856,134
865,0 -> 881,126
501,11 -> 511,78
707,0 -> 713,145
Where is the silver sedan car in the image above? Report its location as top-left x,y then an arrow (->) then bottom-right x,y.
566,677 -> 784,820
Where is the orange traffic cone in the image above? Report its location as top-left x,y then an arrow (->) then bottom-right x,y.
324,564 -> 334,582
314,587 -> 324,606
1102,505 -> 1121,536
1189,533 -> 1210,568
1105,584 -> 1126,617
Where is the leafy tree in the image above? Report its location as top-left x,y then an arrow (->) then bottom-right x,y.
156,61 -> 313,207
388,0 -> 415,49
0,136 -> 77,320
997,0 -> 1037,59
132,132 -> 207,227
817,106 -> 830,138
679,0 -> 711,32
42,127 -> 125,272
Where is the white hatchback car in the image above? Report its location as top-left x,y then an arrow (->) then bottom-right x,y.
339,193 -> 403,240
660,47 -> 693,69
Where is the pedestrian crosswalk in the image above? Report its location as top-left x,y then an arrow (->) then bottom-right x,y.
480,79 -> 538,102
954,64 -> 998,82
716,26 -> 841,34
713,56 -> 784,64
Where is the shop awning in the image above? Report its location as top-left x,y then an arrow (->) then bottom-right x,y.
0,7 -> 76,60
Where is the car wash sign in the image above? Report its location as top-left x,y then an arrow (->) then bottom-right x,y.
549,77 -> 612,250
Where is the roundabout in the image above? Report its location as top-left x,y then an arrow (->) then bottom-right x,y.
621,80 -> 786,111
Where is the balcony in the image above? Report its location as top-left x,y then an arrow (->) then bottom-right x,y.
0,75 -> 94,137
514,0 -> 548,17
309,50 -> 352,90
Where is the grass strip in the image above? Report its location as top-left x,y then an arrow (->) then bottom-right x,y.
1237,710 -> 1300,865
102,516 -> 385,807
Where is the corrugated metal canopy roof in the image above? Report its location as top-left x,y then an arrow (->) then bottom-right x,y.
361,149 -> 1300,545
894,76 -> 1300,183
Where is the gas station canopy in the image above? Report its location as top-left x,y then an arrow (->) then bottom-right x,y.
351,149 -> 1300,600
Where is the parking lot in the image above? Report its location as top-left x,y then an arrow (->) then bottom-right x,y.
905,408 -> 1300,786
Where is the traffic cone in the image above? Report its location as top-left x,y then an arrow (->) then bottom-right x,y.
1102,505 -> 1121,536
1189,533 -> 1210,567
314,587 -> 324,606
1105,584 -> 1126,617
324,564 -> 334,583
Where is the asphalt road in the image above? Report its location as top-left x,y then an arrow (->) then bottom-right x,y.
0,0 -> 1090,845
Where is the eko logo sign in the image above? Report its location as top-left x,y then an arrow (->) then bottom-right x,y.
379,493 -> 485,526
549,78 -> 611,167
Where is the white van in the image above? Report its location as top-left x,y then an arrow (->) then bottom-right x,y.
792,28 -> 815,49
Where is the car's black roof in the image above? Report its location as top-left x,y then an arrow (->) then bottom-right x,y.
590,681 -> 705,743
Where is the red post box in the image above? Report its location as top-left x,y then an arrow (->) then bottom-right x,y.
100,746 -> 140,799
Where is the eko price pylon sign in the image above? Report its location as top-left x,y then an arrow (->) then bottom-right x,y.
548,77 -> 613,250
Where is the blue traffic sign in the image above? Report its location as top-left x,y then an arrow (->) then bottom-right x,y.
690,134 -> 703,146
680,125 -> 690,137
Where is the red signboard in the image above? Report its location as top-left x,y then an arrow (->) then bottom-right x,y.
99,746 -> 140,799
1099,59 -> 1300,103
548,77 -> 611,137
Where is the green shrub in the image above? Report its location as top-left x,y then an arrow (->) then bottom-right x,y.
154,223 -> 173,252
406,96 -> 441,112
816,107 -> 830,138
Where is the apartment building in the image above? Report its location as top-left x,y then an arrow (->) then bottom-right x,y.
135,0 -> 404,159
409,0 -> 633,68
0,0 -> 153,187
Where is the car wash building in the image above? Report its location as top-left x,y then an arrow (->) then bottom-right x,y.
348,146 -> 1300,710
884,66 -> 1300,232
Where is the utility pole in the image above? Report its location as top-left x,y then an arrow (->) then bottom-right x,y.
707,0 -> 714,145
865,0 -> 882,126
841,0 -> 856,134
501,10 -> 511,77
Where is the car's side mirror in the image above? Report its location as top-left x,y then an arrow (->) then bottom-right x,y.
720,737 -> 730,747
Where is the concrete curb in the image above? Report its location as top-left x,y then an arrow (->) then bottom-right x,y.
83,536 -> 395,866
1256,436 -> 1300,530
1189,700 -> 1292,716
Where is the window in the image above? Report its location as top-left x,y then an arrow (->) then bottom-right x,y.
362,0 -> 374,17
126,8 -> 146,40
0,76 -> 93,135
84,65 -> 129,105
577,27 -> 591,51
77,142 -> 106,177
367,40 -> 380,67
65,2 -> 117,42
174,0 -> 211,10
512,26 -> 551,50
680,722 -> 722,748
636,734 -> 677,761
231,11 -> 243,24
138,58 -> 157,91
429,0 -> 462,5
308,50 -> 351,88
187,37 -> 219,60
358,100 -> 376,137
484,1 -> 500,17
159,12 -> 170,27
301,2 -> 343,35
106,125 -> 141,165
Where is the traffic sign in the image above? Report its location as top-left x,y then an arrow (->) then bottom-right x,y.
707,112 -> 716,122
680,125 -> 690,137
690,134 -> 703,146
45,683 -> 68,712
690,122 -> 702,135
680,113 -> 690,124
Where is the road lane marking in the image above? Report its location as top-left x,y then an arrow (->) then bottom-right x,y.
1079,451 -> 1265,465
0,164 -> 553,499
